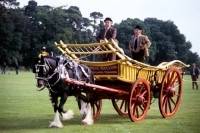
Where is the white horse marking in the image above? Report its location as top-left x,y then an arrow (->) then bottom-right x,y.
62,109 -> 74,120
80,100 -> 87,119
49,110 -> 63,128
81,103 -> 93,125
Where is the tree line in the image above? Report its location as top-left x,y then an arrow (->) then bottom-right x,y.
0,0 -> 199,69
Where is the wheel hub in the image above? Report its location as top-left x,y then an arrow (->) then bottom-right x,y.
168,88 -> 176,97
137,96 -> 145,105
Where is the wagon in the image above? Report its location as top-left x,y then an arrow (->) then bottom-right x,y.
55,39 -> 189,122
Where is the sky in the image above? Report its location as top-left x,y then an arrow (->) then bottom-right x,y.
18,0 -> 200,55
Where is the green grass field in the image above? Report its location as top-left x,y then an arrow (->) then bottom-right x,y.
0,71 -> 200,133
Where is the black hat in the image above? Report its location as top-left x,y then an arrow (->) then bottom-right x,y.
134,25 -> 142,30
104,17 -> 113,22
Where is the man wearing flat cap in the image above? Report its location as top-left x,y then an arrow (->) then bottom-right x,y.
96,17 -> 117,61
129,25 -> 151,63
38,47 -> 49,58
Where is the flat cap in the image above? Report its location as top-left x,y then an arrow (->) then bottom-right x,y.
104,17 -> 113,22
134,25 -> 142,30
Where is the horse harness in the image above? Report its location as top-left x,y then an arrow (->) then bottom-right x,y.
35,56 -> 90,93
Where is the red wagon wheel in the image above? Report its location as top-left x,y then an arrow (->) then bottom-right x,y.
91,99 -> 102,120
112,99 -> 128,116
159,67 -> 182,118
128,78 -> 150,122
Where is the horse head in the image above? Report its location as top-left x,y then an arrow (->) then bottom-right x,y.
33,56 -> 57,88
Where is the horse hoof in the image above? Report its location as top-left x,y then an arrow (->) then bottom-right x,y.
49,122 -> 63,128
81,119 -> 93,125
49,125 -> 62,128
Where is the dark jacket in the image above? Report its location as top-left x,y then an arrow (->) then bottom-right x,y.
3,64 -> 6,68
96,27 -> 117,42
16,64 -> 19,69
190,67 -> 199,76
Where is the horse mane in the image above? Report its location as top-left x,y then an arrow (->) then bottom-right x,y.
44,56 -> 57,60
44,56 -> 58,64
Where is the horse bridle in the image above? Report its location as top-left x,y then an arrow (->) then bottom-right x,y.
35,59 -> 50,80
35,59 -> 58,93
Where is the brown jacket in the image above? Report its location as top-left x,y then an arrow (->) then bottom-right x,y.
129,35 -> 151,56
96,27 -> 117,42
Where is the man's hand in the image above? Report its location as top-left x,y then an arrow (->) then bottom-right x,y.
100,40 -> 105,43
140,46 -> 145,50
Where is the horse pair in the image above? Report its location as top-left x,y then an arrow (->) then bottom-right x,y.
33,55 -> 95,127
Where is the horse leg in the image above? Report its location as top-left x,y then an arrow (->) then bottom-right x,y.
81,103 -> 93,125
79,99 -> 87,119
58,93 -> 74,120
49,92 -> 63,128
78,93 -> 93,125
77,93 -> 88,119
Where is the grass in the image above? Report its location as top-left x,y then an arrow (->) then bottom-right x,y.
0,71 -> 200,133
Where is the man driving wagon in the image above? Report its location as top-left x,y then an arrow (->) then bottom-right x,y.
96,17 -> 118,61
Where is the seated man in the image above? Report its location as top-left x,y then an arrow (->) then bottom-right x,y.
129,25 -> 151,63
38,47 -> 49,58
96,17 -> 118,61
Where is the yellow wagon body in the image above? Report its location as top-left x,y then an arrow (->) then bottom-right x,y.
54,39 -> 189,122
55,39 -> 189,85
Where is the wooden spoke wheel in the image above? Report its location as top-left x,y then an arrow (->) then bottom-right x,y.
112,99 -> 128,116
159,67 -> 182,118
91,99 -> 102,120
128,78 -> 150,122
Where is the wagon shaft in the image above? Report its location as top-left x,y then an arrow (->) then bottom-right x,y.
65,78 -> 129,95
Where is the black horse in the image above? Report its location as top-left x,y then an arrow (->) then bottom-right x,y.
33,55 -> 95,127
